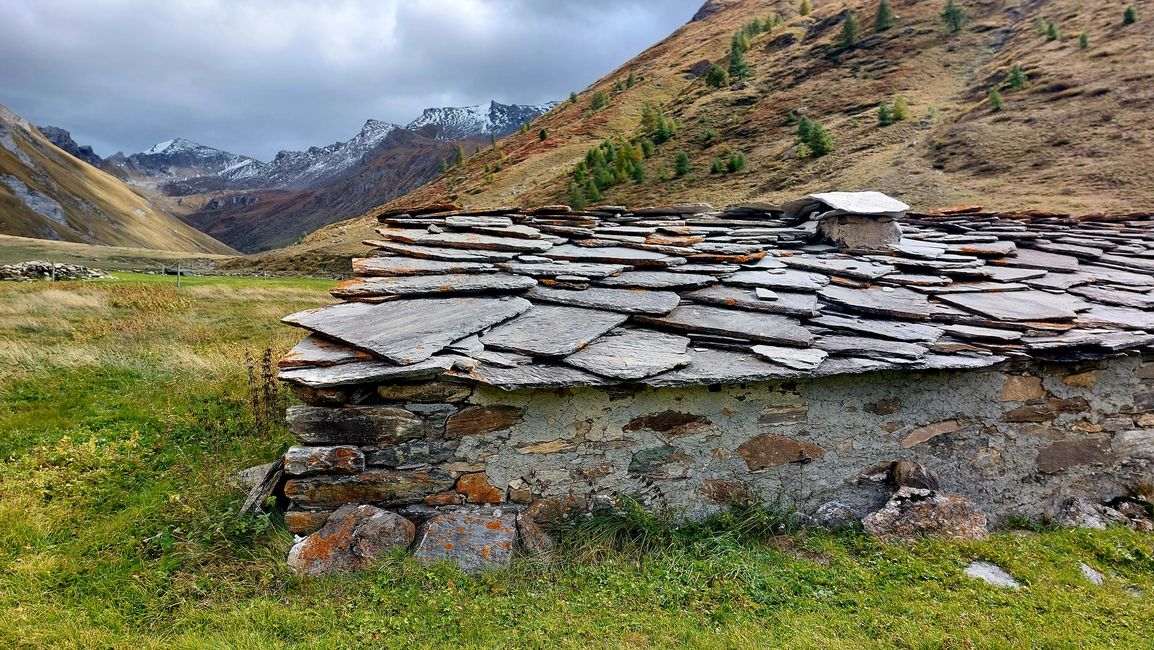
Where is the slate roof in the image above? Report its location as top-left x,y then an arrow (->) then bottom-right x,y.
279,197 -> 1154,391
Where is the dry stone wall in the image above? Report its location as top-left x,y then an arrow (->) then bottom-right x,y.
281,354 -> 1154,540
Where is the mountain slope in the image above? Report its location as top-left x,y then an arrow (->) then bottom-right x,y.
0,105 -> 236,254
336,0 -> 1153,224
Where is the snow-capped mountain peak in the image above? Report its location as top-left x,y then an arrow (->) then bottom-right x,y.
406,100 -> 557,141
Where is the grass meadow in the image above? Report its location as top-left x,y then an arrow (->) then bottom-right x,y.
1,274 -> 1152,648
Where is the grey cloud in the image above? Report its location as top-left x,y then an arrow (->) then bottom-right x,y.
0,0 -> 703,160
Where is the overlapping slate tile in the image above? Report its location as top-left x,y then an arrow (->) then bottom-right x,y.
480,305 -> 628,357
818,285 -> 933,320
816,335 -> 928,362
725,269 -> 829,291
331,274 -> 536,299
279,357 -> 458,388
497,261 -> 627,278
445,362 -> 618,390
936,291 -> 1085,322
782,256 -> 895,280
283,297 -> 531,365
751,345 -> 829,370
279,335 -> 376,369
366,240 -> 519,262
543,244 -> 685,268
597,271 -> 716,289
527,286 -> 680,315
380,228 -> 553,253
686,285 -> 819,317
353,257 -> 498,276
636,304 -> 814,347
563,329 -> 691,379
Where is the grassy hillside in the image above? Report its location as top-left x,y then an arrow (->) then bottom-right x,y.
1,273 -> 1153,646
272,0 -> 1153,264
0,105 -> 236,255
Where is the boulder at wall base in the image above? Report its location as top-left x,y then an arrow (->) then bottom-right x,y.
287,504 -> 415,576
412,509 -> 518,573
862,487 -> 989,541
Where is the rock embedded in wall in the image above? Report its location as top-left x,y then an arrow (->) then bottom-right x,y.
287,504 -> 416,576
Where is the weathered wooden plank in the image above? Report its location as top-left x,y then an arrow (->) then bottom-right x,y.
597,271 -> 716,289
365,240 -> 519,262
937,291 -> 1085,322
818,285 -> 933,320
279,335 -> 375,369
563,329 -> 691,379
636,304 -> 814,347
686,285 -> 819,317
331,274 -> 536,299
283,297 -> 531,364
353,257 -> 497,276
379,227 -> 552,253
480,304 -> 628,357
526,286 -> 681,315
278,357 -> 457,387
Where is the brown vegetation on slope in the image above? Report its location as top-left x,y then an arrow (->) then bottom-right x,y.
269,0 -> 1151,265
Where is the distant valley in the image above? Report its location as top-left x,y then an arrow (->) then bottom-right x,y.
10,100 -> 555,253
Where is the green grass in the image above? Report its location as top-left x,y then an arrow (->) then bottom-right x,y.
1,275 -> 1152,648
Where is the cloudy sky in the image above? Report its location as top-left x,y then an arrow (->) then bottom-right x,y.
1,0 -> 703,160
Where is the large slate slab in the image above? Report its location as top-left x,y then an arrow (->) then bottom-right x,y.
526,285 -> 680,315
808,314 -> 943,343
598,271 -> 716,289
818,285 -> 933,320
817,335 -> 928,362
446,361 -> 619,390
725,269 -> 829,291
751,345 -> 829,370
366,240 -> 519,262
637,304 -> 814,347
1069,285 -> 1154,310
643,348 -> 796,386
686,285 -> 820,317
563,329 -> 691,379
280,335 -> 375,369
497,261 -> 628,278
543,244 -> 685,268
480,304 -> 628,357
380,228 -> 553,253
353,257 -> 496,276
937,291 -> 1085,322
994,248 -> 1080,272
783,256 -> 895,280
331,274 -> 536,299
278,357 -> 457,388
283,297 -> 531,365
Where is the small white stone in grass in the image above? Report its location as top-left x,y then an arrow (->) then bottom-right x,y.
964,561 -> 1020,589
1080,562 -> 1105,586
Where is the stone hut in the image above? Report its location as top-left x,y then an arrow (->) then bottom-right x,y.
275,195 -> 1154,572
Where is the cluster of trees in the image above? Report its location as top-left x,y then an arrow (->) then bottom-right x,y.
707,14 -> 780,89
796,115 -> 835,158
942,0 -> 967,33
567,139 -> 647,209
877,96 -> 911,125
709,151 -> 747,174
988,63 -> 1028,112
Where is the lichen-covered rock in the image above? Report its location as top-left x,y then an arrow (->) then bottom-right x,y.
284,508 -> 334,535
412,509 -> 517,573
287,504 -> 415,576
807,501 -> 860,530
283,445 -> 365,476
1058,497 -> 1153,531
862,487 -> 988,541
516,513 -> 554,555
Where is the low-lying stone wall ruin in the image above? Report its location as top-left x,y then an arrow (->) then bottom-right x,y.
280,353 -> 1154,570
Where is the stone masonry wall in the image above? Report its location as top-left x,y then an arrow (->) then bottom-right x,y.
281,355 -> 1154,536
